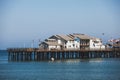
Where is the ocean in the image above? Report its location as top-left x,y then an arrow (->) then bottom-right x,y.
0,50 -> 120,80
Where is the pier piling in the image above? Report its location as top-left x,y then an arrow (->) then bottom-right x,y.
7,48 -> 120,61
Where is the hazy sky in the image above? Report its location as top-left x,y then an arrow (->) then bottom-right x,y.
0,0 -> 120,49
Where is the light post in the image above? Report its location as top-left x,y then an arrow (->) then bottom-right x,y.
38,39 -> 41,48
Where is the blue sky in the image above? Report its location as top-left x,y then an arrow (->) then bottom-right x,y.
0,0 -> 120,49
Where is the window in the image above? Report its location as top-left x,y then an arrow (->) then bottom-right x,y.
94,41 -> 99,43
73,44 -> 75,47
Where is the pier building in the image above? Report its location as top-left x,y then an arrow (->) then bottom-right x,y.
39,33 -> 105,50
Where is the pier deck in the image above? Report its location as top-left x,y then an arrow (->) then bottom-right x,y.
7,48 -> 120,61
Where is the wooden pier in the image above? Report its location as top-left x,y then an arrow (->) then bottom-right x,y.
7,48 -> 120,61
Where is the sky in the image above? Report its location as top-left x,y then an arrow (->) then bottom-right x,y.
0,0 -> 120,49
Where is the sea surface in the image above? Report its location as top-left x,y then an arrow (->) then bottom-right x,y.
0,50 -> 120,80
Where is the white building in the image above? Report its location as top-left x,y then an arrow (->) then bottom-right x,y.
69,33 -> 105,50
89,38 -> 105,50
39,39 -> 61,50
39,33 -> 105,50
39,34 -> 80,50
49,34 -> 80,50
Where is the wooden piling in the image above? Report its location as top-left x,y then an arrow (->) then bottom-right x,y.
7,48 -> 120,61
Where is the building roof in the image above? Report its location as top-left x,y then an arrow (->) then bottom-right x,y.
69,33 -> 92,39
69,33 -> 102,40
43,41 -> 60,46
56,34 -> 74,41
49,33 -> 101,41
49,35 -> 61,39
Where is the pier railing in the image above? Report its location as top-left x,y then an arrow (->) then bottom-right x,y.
7,48 -> 120,52
7,48 -> 38,52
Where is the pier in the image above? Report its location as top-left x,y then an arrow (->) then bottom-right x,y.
7,48 -> 120,61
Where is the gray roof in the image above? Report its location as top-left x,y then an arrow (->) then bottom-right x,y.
56,34 -> 74,41
42,41 -> 60,46
69,33 -> 96,39
49,35 -> 61,39
48,33 -> 101,41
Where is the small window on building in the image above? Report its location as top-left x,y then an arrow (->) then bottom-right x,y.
73,44 -> 75,47
94,41 -> 99,43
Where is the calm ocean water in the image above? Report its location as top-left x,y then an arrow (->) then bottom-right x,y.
0,50 -> 120,80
